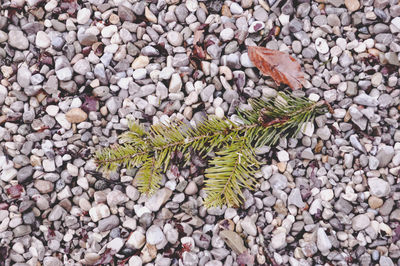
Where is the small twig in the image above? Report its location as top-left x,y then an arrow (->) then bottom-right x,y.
85,170 -> 130,186
258,26 -> 276,47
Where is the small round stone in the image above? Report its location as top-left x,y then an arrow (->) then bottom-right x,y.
167,31 -> 183,46
220,28 -> 234,42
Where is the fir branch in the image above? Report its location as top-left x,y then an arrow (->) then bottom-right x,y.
204,139 -> 259,208
94,92 -> 331,207
136,156 -> 162,194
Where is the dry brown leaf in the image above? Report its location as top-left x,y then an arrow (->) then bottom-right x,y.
248,46 -> 305,90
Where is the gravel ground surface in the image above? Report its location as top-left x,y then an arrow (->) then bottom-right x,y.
1,0 -> 400,265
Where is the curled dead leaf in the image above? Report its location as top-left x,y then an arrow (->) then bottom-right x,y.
247,46 -> 305,90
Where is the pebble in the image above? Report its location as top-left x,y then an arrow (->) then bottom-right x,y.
48,205 -> 64,221
35,31 -> 51,49
320,189 -> 334,201
98,215 -> 119,232
241,215 -> 257,236
368,196 -> 383,209
315,38 -> 329,54
277,150 -> 289,162
368,178 -> 390,198
132,69 -> 147,80
220,28 -> 234,42
127,230 -> 146,249
269,174 -> 288,190
317,228 -> 332,254
376,145 -> 395,167
169,73 -> 182,93
345,0 -> 360,12
73,59 -> 91,75
65,108 -> 87,123
271,229 -> 287,250
145,188 -> 172,212
230,2 -> 243,14
185,181 -> 198,195
2,1 -> 400,265
77,8 -> 91,24
17,66 -> 31,88
249,21 -> 265,33
288,188 -> 305,208
354,93 -> 379,107
220,230 -> 246,254
167,31 -> 183,46
132,56 -> 150,69
146,225 -> 165,245
8,30 -> 29,50
352,214 -> 370,231
34,180 -> 54,193
56,67 -> 73,81
1,168 -> 17,182
89,204 -> 110,222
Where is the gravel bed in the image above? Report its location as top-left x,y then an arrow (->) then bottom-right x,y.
1,0 -> 400,265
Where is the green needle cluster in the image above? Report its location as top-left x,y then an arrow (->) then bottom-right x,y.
94,92 -> 330,208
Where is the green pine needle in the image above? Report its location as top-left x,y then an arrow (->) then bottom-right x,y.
94,92 -> 330,207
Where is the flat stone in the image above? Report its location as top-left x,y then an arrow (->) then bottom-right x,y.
219,230 -> 246,254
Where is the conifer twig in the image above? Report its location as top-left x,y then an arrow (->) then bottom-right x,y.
94,92 -> 330,207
